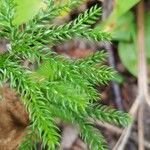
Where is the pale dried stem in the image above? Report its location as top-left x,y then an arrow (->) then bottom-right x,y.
137,1 -> 146,149
112,96 -> 140,150
138,103 -> 144,150
96,120 -> 122,134
96,120 -> 150,149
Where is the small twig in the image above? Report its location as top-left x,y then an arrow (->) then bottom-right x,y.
102,0 -> 124,110
138,104 -> 144,150
96,120 -> 123,134
112,96 -> 140,150
96,120 -> 150,149
137,0 -> 148,100
105,43 -> 124,110
137,1 -> 145,149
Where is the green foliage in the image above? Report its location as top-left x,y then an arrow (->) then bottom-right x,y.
18,128 -> 37,150
117,11 -> 150,77
13,0 -> 46,25
111,11 -> 135,41
96,0 -> 149,78
0,0 -> 131,150
111,0 -> 140,18
80,123 -> 108,150
96,0 -> 140,31
88,104 -> 130,126
118,41 -> 137,76
44,0 -> 85,20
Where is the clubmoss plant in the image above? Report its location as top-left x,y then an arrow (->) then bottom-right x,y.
0,0 -> 130,149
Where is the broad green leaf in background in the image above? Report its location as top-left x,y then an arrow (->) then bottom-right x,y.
0,0 -> 46,25
14,0 -> 46,25
95,0 -> 149,78
96,0 -> 140,32
112,0 -> 140,18
145,12 -> 150,62
112,11 -> 135,41
118,42 -> 137,76
118,12 -> 150,77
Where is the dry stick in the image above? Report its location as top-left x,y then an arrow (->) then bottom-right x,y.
96,120 -> 150,149
113,0 -> 150,149
102,0 -> 124,110
137,1 -> 149,104
112,96 -> 140,150
138,103 -> 144,150
96,120 -> 123,134
105,43 -> 124,110
137,1 -> 146,149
